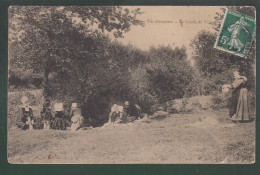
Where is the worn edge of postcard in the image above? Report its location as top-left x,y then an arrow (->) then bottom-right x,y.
214,8 -> 256,58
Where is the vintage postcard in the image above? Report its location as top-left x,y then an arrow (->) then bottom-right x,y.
8,6 -> 256,164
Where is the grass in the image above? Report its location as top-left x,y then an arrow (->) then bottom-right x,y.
8,89 -> 255,164
8,109 -> 255,164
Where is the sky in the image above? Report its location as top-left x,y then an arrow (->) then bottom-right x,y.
113,6 -> 224,58
10,6 -> 224,63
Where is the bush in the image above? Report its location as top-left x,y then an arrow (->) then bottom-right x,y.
211,92 -> 230,110
211,90 -> 255,113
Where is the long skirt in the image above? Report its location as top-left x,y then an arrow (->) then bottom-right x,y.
52,118 -> 66,130
229,89 -> 240,117
234,88 -> 250,121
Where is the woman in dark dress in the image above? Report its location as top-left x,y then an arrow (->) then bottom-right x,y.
122,101 -> 141,122
52,103 -> 67,130
21,105 -> 34,130
20,96 -> 34,130
228,71 -> 250,122
41,99 -> 53,130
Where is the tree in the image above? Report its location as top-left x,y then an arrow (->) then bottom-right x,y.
9,6 -> 144,99
129,46 -> 193,106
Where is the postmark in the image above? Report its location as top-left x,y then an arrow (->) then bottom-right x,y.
214,9 -> 256,57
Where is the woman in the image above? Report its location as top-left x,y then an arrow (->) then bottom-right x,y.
228,70 -> 250,122
20,96 -> 34,130
71,109 -> 84,131
108,104 -> 123,124
52,103 -> 67,130
122,101 -> 141,123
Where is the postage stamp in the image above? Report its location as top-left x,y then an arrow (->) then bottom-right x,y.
214,9 -> 256,57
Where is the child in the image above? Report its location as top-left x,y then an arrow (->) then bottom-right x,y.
71,109 -> 84,131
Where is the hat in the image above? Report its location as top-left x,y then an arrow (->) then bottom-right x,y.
71,103 -> 77,108
54,103 -> 64,111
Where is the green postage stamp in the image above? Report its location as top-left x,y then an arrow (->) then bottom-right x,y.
215,9 -> 256,57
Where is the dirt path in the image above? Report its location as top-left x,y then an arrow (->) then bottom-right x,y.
8,110 -> 255,164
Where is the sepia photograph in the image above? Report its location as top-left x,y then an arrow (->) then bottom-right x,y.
7,6 -> 256,164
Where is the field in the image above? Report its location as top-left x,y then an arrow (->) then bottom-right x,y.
8,110 -> 255,164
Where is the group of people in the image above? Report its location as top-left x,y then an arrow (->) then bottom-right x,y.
223,70 -> 251,123
20,97 -> 142,131
108,101 -> 142,124
20,98 -> 84,131
20,69 -> 251,131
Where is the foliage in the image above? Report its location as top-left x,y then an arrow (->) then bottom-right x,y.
146,46 -> 193,102
9,6 -> 144,99
211,92 -> 230,110
127,46 -> 194,113
190,30 -> 255,96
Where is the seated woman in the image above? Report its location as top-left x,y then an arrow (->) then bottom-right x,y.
108,104 -> 124,124
122,101 -> 141,123
71,109 -> 84,131
20,96 -> 34,130
52,103 -> 67,130
107,101 -> 141,124
21,106 -> 34,130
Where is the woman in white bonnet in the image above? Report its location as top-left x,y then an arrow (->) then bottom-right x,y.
20,96 -> 34,130
52,103 -> 67,130
71,109 -> 84,131
227,70 -> 250,122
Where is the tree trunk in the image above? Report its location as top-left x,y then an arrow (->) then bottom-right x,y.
42,68 -> 50,100
197,83 -> 201,96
